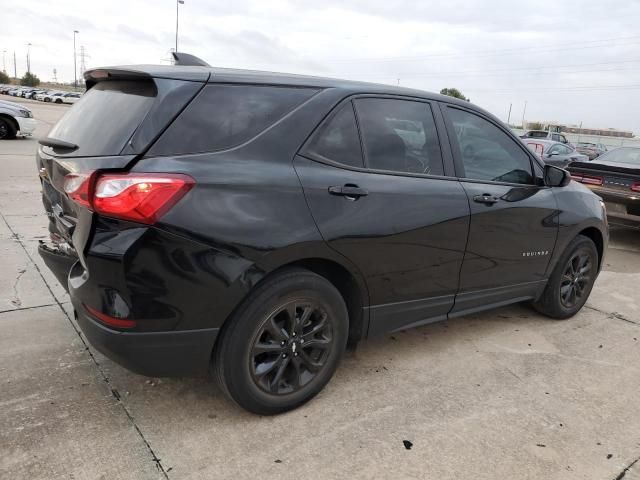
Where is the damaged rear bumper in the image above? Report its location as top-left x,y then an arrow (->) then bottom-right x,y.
38,241 -> 77,292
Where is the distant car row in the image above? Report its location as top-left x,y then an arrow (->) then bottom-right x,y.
0,85 -> 82,104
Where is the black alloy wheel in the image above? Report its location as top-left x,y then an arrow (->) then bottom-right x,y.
533,234 -> 598,319
250,300 -> 332,395
559,252 -> 593,308
0,120 -> 8,139
214,267 -> 348,415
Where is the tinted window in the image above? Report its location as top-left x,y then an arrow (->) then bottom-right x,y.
527,131 -> 548,138
448,107 -> 533,184
151,85 -> 317,155
46,80 -> 156,157
305,103 -> 363,167
355,98 -> 444,175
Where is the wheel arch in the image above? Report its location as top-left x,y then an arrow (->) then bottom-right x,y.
578,226 -> 604,270
219,248 -> 370,347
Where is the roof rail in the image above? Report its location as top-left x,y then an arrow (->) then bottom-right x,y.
171,52 -> 211,67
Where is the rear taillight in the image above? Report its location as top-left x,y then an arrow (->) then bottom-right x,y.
63,172 -> 194,224
631,182 -> 640,193
63,172 -> 95,208
571,173 -> 603,186
94,173 -> 194,224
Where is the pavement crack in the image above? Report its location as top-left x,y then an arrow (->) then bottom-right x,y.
0,211 -> 170,479
10,268 -> 27,308
585,305 -> 640,326
613,455 -> 640,480
0,302 -> 57,315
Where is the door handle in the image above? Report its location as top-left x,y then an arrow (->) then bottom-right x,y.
473,194 -> 499,205
328,185 -> 369,199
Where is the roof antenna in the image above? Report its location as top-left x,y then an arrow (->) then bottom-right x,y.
171,51 -> 210,67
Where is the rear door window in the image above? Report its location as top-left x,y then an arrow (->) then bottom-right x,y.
46,80 -> 157,157
150,84 -> 317,155
354,98 -> 444,175
303,102 -> 364,168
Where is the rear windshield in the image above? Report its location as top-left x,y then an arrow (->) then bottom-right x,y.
597,147 -> 640,165
526,131 -> 548,138
47,80 -> 156,156
148,84 -> 317,155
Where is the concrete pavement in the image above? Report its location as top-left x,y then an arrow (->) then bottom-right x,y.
1,98 -> 639,480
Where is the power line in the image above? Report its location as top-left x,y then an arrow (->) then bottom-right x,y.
322,35 -> 640,64
335,58 -> 640,79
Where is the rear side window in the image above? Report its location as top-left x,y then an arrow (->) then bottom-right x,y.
304,103 -> 364,168
46,80 -> 156,157
150,84 -> 317,155
355,98 -> 444,175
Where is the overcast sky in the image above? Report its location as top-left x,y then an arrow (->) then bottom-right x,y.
2,0 -> 640,132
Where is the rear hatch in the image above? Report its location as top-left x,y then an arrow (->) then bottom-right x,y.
38,71 -> 206,267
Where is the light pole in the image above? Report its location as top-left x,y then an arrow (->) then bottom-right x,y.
2,49 -> 6,73
73,30 -> 79,89
175,0 -> 185,53
521,100 -> 527,129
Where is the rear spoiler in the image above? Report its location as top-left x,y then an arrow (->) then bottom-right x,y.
568,161 -> 640,177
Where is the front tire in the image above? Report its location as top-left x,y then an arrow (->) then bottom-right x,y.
214,268 -> 348,415
0,117 -> 17,140
533,235 -> 598,319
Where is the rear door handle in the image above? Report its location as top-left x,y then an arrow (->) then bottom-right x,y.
328,185 -> 369,199
473,194 -> 499,205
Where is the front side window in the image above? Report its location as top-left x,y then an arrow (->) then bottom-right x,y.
447,107 -> 533,184
354,98 -> 444,175
304,103 -> 363,168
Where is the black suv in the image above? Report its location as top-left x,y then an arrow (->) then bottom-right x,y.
38,54 -> 608,414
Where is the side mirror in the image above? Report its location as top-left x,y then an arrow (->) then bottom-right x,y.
544,164 -> 571,187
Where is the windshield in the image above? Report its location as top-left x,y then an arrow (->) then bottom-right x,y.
596,147 -> 640,165
46,80 -> 156,157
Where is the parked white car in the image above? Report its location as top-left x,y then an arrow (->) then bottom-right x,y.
62,92 -> 82,104
0,100 -> 36,139
42,92 -> 66,103
35,90 -> 60,101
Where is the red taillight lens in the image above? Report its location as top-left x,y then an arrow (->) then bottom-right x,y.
572,173 -> 602,186
93,173 -> 194,224
631,182 -> 640,193
84,304 -> 136,329
63,172 -> 95,207
581,175 -> 603,186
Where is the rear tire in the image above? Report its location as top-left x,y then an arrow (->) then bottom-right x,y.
214,268 -> 348,415
0,117 -> 17,140
533,235 -> 598,319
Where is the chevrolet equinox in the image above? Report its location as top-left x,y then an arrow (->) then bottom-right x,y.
38,53 -> 608,414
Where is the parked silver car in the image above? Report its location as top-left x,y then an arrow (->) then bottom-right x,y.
523,139 -> 588,167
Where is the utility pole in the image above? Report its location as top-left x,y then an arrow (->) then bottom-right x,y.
53,68 -> 57,82
26,43 -> 32,74
175,0 -> 185,53
13,51 -> 17,80
73,30 -> 79,89
507,103 -> 512,126
521,100 -> 528,129
79,45 -> 88,75
2,50 -> 6,73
